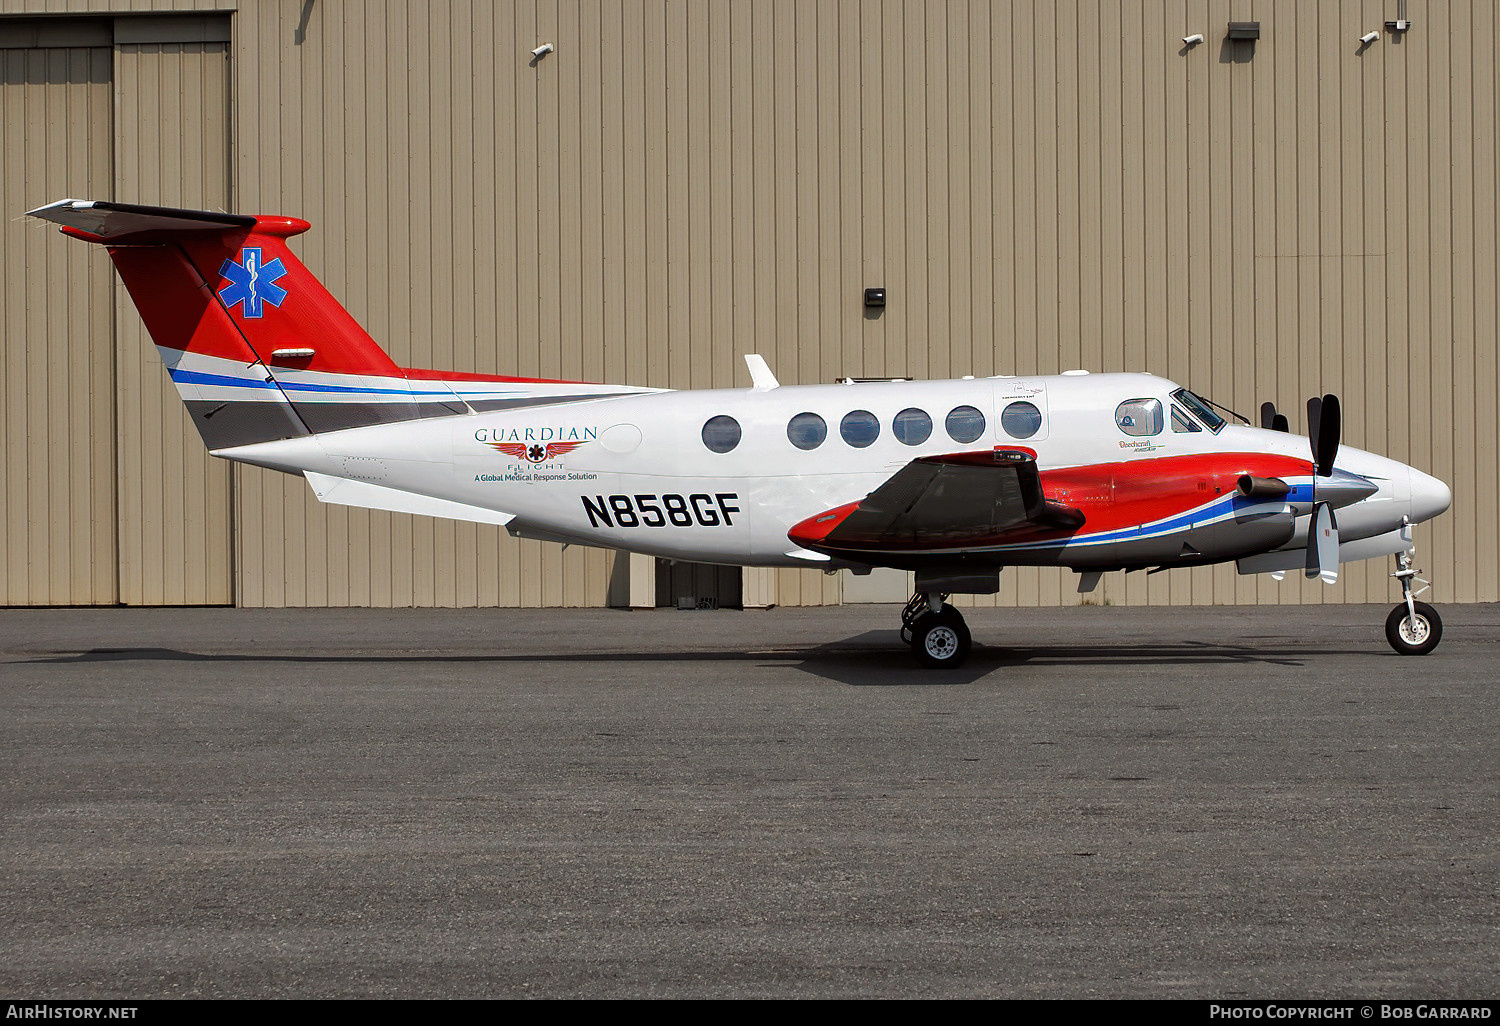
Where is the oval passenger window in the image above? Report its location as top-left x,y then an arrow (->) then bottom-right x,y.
1001,400 -> 1042,439
840,410 -> 880,448
701,415 -> 742,453
945,405 -> 986,443
787,412 -> 828,450
893,408 -> 933,446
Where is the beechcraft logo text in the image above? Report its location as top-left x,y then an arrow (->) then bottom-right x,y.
218,247 -> 289,318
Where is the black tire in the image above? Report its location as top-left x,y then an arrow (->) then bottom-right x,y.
901,607 -> 947,648
912,609 -> 972,669
1385,601 -> 1443,655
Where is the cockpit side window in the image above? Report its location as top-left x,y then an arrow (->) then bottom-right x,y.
1171,387 -> 1226,433
1115,398 -> 1164,437
1171,404 -> 1202,433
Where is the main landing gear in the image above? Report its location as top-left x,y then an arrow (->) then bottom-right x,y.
900,592 -> 972,669
1386,546 -> 1443,655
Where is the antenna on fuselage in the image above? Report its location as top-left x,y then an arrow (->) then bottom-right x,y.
744,354 -> 780,391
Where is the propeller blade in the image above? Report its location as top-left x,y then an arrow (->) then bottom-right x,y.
1272,413 -> 1289,433
1306,394 -> 1341,476
1305,502 -> 1340,584
1315,393 -> 1340,476
1260,401 -> 1278,431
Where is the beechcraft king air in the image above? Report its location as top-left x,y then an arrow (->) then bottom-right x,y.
28,199 -> 1453,668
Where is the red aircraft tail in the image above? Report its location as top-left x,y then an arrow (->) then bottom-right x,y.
26,199 -> 617,450
27,199 -> 435,448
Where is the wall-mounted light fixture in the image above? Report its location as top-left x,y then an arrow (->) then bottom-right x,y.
1359,30 -> 1380,45
1385,0 -> 1412,33
1182,32 -> 1205,47
1226,21 -> 1260,40
529,42 -> 555,59
863,287 -> 886,309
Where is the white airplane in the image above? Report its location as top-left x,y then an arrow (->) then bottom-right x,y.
28,199 -> 1453,668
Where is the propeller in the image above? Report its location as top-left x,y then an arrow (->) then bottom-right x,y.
1259,401 -> 1289,433
1304,393 -> 1343,583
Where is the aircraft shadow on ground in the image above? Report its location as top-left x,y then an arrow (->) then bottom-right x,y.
16,632 -> 1371,687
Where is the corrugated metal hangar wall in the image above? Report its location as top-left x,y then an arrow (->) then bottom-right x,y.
2,1 -> 1496,611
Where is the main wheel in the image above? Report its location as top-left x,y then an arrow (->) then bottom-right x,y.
1385,601 -> 1443,655
912,609 -> 972,669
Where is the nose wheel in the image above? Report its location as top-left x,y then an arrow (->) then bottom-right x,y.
1386,600 -> 1442,655
900,592 -> 972,669
1387,544 -> 1443,655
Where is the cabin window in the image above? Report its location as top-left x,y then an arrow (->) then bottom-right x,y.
1171,404 -> 1202,433
701,415 -> 742,453
893,408 -> 932,445
840,410 -> 880,448
1000,400 -> 1042,439
1115,398 -> 1164,436
787,412 -> 828,450
945,405 -> 986,443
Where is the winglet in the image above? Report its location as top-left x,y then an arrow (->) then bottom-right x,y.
745,354 -> 779,391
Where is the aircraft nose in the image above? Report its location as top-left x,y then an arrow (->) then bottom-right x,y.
1409,467 -> 1452,523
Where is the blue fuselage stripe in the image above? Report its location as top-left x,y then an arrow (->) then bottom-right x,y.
986,489 -> 1306,553
168,368 -> 525,399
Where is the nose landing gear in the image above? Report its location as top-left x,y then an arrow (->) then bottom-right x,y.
1387,542 -> 1443,655
901,592 -> 972,669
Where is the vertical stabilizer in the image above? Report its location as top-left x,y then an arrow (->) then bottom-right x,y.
27,199 -> 445,449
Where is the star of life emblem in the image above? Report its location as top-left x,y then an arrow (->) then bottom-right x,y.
218,247 -> 289,318
489,440 -> 588,464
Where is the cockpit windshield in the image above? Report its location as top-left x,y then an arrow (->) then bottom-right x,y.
1171,387 -> 1226,433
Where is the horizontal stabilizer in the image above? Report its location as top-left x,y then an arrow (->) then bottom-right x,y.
304,472 -> 515,526
27,199 -> 255,240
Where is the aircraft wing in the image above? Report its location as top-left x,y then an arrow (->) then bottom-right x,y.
788,450 -> 1084,556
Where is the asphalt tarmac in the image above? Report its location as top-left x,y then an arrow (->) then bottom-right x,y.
1,603 -> 1496,999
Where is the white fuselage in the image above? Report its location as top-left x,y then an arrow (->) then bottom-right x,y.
217,372 -> 1450,570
